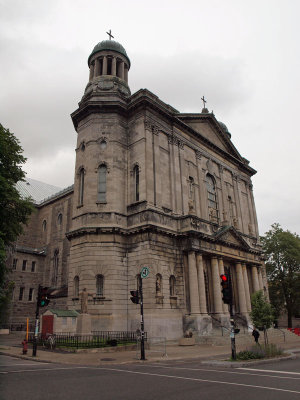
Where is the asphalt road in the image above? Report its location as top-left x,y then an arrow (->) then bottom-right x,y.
0,355 -> 300,400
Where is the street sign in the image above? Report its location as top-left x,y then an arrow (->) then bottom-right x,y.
141,267 -> 149,279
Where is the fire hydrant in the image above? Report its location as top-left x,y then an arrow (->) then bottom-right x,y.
22,339 -> 28,355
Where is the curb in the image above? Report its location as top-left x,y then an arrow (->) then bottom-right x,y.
201,352 -> 297,368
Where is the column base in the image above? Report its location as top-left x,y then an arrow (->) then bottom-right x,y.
76,313 -> 92,335
183,314 -> 212,336
211,314 -> 231,330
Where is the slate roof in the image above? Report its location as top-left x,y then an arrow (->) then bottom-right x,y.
47,309 -> 79,317
16,177 -> 62,203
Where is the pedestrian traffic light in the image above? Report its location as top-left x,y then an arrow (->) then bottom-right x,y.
130,290 -> 140,304
220,274 -> 232,305
38,286 -> 50,307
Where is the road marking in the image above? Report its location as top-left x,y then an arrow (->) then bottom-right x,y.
238,367 -> 300,375
0,363 -> 49,366
0,366 -> 89,374
142,364 -> 300,380
98,367 -> 300,394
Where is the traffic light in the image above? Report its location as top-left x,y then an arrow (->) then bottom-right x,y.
38,286 -> 50,307
130,290 -> 140,304
220,274 -> 232,305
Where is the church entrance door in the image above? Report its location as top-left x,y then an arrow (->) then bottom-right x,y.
42,315 -> 54,338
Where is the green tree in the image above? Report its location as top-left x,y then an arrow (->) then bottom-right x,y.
0,124 -> 34,323
250,290 -> 274,345
261,223 -> 300,328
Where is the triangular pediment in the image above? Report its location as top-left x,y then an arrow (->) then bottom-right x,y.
213,226 -> 250,249
175,113 -> 243,161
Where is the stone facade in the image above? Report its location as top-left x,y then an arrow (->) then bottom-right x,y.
8,39 -> 267,339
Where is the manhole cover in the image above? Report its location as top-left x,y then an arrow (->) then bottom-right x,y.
100,358 -> 116,361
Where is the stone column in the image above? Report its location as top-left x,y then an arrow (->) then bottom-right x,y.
89,63 -> 94,81
242,263 -> 251,312
218,258 -> 229,314
251,265 -> 260,292
219,166 -> 228,225
211,257 -> 223,314
118,61 -> 124,80
124,65 -> 128,83
236,262 -> 248,315
94,58 -> 100,77
102,56 -> 108,75
188,251 -> 201,315
258,267 -> 264,291
232,174 -> 242,230
196,253 -> 208,314
112,57 -> 117,76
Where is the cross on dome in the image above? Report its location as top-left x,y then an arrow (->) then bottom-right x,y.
106,29 -> 114,40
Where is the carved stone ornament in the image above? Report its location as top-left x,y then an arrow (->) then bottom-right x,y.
206,159 -> 213,174
195,150 -> 202,159
144,120 -> 159,135
168,134 -> 184,149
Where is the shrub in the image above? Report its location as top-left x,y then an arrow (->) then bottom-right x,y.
232,343 -> 283,361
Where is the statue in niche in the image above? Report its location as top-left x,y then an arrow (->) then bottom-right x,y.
156,275 -> 162,295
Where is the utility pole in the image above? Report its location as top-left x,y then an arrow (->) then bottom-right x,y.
220,273 -> 236,360
139,278 -> 145,360
32,285 -> 41,357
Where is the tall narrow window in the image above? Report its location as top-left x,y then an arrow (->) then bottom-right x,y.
78,168 -> 85,205
31,261 -> 36,272
96,274 -> 104,297
12,258 -> 18,270
206,174 -> 218,222
134,165 -> 139,202
52,250 -> 59,286
22,260 -> 27,271
98,164 -> 107,202
28,288 -> 34,301
74,276 -> 79,298
19,287 -> 24,301
169,275 -> 176,296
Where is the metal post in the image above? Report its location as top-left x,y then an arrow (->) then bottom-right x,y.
139,279 -> 145,360
32,285 -> 41,357
229,302 -> 236,360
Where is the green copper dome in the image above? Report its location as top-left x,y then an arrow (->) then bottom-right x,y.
88,40 -> 130,68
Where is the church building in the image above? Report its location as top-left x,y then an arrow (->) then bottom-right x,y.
9,37 -> 267,339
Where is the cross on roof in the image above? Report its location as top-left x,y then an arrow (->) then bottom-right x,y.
106,30 -> 114,40
201,96 -> 207,108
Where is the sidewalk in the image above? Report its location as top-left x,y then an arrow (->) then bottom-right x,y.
1,336 -> 299,366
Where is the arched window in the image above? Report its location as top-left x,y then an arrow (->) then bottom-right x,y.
52,249 -> 59,286
96,274 -> 104,297
134,165 -> 139,202
156,274 -> 162,295
78,168 -> 85,206
42,220 -> 47,232
98,164 -> 107,202
169,275 -> 176,296
74,276 -> 79,298
205,174 -> 218,221
57,213 -> 63,225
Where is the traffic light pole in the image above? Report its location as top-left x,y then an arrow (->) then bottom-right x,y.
228,274 -> 236,360
32,285 -> 41,357
139,279 -> 145,360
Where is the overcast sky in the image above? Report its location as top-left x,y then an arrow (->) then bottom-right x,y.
1,0 -> 299,236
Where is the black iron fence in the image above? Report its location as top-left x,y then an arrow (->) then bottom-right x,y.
28,331 -> 147,349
